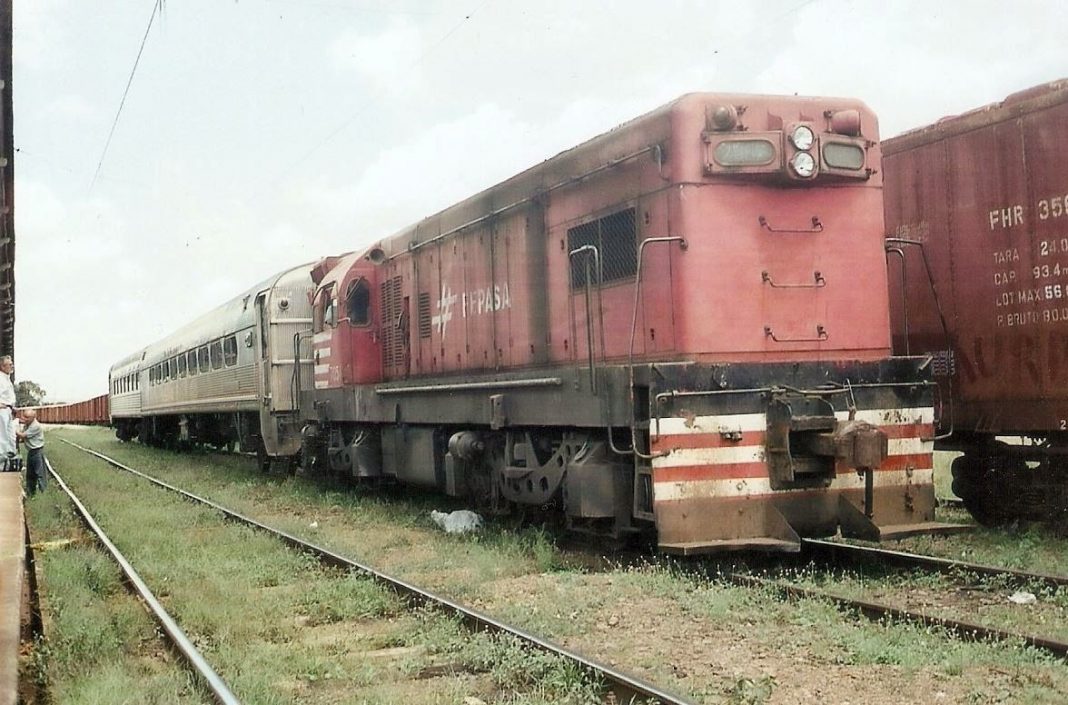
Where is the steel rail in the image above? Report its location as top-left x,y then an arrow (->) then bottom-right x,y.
939,496 -> 965,510
60,439 -> 696,705
801,538 -> 1068,591
44,458 -> 242,705
728,572 -> 1068,659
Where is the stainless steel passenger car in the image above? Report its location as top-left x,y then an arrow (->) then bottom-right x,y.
109,350 -> 145,433
109,264 -> 315,465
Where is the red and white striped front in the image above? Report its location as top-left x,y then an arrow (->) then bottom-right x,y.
312,331 -> 333,390
650,407 -> 935,502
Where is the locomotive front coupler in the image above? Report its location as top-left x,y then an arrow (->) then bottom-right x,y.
765,389 -> 889,491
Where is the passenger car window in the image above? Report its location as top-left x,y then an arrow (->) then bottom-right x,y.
210,341 -> 223,369
199,346 -> 210,373
178,355 -> 187,378
224,336 -> 238,366
187,350 -> 198,376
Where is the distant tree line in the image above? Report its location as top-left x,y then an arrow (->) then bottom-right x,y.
15,380 -> 45,407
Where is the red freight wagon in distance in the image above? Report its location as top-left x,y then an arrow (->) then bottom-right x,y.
303,91 -> 956,553
28,394 -> 109,425
883,79 -> 1068,525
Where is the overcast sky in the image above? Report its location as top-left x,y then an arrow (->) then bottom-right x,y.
13,0 -> 1067,401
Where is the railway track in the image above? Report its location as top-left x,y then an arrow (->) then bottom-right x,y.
801,538 -> 1068,591
722,573 -> 1068,659
44,458 -> 241,705
712,538 -> 1068,659
939,497 -> 966,510
58,439 -> 696,705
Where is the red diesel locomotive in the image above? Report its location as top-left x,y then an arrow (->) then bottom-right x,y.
301,92 -> 953,553
884,79 -> 1068,525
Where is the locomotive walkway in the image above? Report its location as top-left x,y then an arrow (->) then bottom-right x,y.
0,474 -> 23,705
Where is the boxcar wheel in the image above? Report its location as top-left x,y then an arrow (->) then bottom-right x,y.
951,451 -> 1016,527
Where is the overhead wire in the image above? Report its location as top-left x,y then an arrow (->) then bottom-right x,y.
90,0 -> 165,191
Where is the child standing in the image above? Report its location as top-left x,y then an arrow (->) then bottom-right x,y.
17,409 -> 45,495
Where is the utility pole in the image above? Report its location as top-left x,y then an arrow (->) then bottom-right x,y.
0,0 -> 14,361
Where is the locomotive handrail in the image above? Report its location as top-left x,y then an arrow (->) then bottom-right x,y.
626,236 -> 688,459
758,215 -> 823,233
885,248 -> 910,353
761,270 -> 826,288
884,237 -> 955,441
568,244 -> 607,393
291,330 -> 313,415
375,377 -> 563,394
651,380 -> 940,439
399,144 -> 663,259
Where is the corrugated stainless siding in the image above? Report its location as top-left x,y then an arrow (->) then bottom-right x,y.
109,391 -> 142,418
266,274 -> 314,412
142,359 -> 258,414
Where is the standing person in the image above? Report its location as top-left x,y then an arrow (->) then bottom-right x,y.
17,409 -> 45,495
0,356 -> 15,468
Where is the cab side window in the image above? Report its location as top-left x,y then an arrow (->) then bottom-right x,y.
314,284 -> 337,332
346,278 -> 371,326
325,291 -> 337,328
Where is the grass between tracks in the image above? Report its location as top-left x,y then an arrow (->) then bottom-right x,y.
30,434 -> 606,705
40,427 -> 1068,705
883,450 -> 1068,580
24,480 -> 210,704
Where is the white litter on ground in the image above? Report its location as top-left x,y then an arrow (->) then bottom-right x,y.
1007,590 -> 1037,605
430,510 -> 484,534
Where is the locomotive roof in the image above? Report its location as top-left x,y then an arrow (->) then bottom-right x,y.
357,91 -> 874,263
883,78 -> 1068,155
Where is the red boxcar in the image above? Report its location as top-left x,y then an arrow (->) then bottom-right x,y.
303,92 -> 955,553
883,79 -> 1068,524
31,394 -> 110,425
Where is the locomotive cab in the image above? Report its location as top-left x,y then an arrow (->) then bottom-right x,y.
312,251 -> 384,389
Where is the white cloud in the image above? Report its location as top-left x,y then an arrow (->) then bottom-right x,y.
328,20 -> 424,91
48,94 -> 98,122
12,1 -> 68,71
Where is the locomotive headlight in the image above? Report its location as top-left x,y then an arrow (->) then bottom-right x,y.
790,125 -> 815,150
791,151 -> 816,177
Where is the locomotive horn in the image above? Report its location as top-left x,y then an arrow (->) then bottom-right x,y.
367,246 -> 386,265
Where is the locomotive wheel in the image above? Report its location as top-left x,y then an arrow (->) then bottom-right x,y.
467,436 -> 506,514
